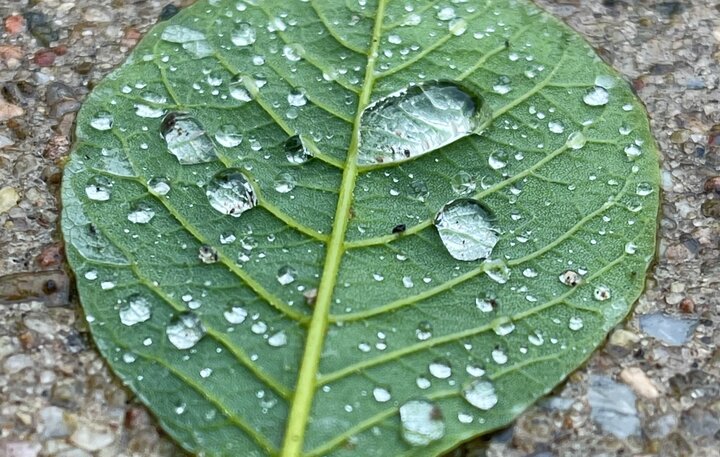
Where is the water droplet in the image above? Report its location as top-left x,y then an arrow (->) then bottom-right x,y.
90,111 -> 113,131
161,113 -> 217,164
231,22 -> 256,46
437,7 -> 455,20
287,88 -> 307,107
583,86 -> 609,106
161,25 -> 206,43
624,144 -> 642,160
388,34 -> 402,44
215,125 -> 243,148
267,331 -> 288,347
372,386 -> 392,403
148,177 -> 170,196
402,276 -> 414,288
200,368 -> 213,378
457,412 -> 474,424
119,295 -> 151,326
416,376 -> 431,389
475,295 -> 495,312
636,182 -> 653,196
528,330 -> 544,346
428,360 -> 452,379
492,76 -> 512,95
569,316 -> 584,331
434,198 -> 498,262
224,306 -> 247,324
491,347 -> 508,364
122,353 -> 136,363
416,321 -> 433,341
566,132 -> 587,150
559,270 -> 582,286
134,104 -> 166,119
206,169 -> 257,217
488,150 -> 508,170
284,135 -> 312,164
166,312 -> 205,350
548,121 -> 565,134
273,172 -> 297,193
276,265 -> 297,285
127,204 -> 155,224
410,179 -> 429,201
399,400 -> 445,446
198,245 -> 218,264
282,43 -> 305,62
493,321 -> 515,336
485,261 -> 511,284
463,380 -> 498,410
451,171 -> 476,195
466,364 -> 485,377
594,285 -> 611,301
85,177 -> 112,201
449,18 -> 467,36
251,321 -> 267,334
624,241 -> 637,255
522,268 -> 538,278
594,75 -> 616,89
357,81 -> 490,165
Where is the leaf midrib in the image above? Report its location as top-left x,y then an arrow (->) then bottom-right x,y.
279,2 -> 388,456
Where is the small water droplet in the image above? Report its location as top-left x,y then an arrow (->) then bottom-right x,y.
284,135 -> 312,164
273,172 -> 297,193
437,7 -> 455,20
593,285 -> 611,301
583,86 -> 609,106
485,261 -> 511,284
492,75 -> 512,95
206,169 -> 257,217
491,347 -> 508,364
624,241 -> 637,255
569,316 -> 584,331
215,125 -> 244,148
282,43 -> 305,62
522,268 -> 538,278
119,295 -> 151,326
451,171 -> 476,195
357,81 -> 490,164
287,88 -> 307,107
372,386 -> 392,403
166,312 -> 205,350
200,367 -> 213,378
466,364 -> 485,377
198,245 -> 218,264
224,306 -> 247,324
566,132 -> 587,150
161,112 -> 217,164
416,376 -> 431,389
148,177 -> 170,196
122,353 -> 136,363
493,321 -> 515,336
428,360 -> 452,379
457,412 -> 474,424
161,25 -> 206,43
276,265 -> 297,285
463,380 -> 498,410
449,18 -> 467,36
231,22 -> 256,46
399,400 -> 445,446
416,321 -> 433,341
475,295 -> 495,312
90,111 -> 113,131
528,330 -> 544,346
434,198 -> 498,262
267,331 -> 288,347
624,144 -> 642,160
548,121 -> 565,134
488,150 -> 508,170
127,204 -> 155,224
559,270 -> 582,286
636,182 -> 653,196
85,177 -> 112,201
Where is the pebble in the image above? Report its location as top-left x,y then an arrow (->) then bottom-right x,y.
588,375 -> 641,439
4,15 -> 26,35
33,49 -> 56,67
69,422 -> 115,452
608,328 -> 641,348
3,353 -> 34,374
0,186 -> 20,214
38,406 -> 71,438
83,7 -> 112,22
620,367 -> 660,399
0,100 -> 24,122
639,313 -> 698,346
2,441 -> 41,457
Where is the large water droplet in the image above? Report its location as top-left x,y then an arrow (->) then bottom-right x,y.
434,198 -> 498,261
372,386 -> 392,403
462,380 -> 498,410
583,86 -> 609,106
284,135 -> 312,164
85,177 -> 112,201
566,132 -> 587,150
399,400 -> 445,446
287,88 -> 307,107
206,169 -> 257,217
357,81 -> 490,165
428,360 -> 452,379
215,125 -> 243,148
161,113 -> 217,164
267,331 -> 288,347
166,312 -> 205,350
231,22 -> 256,46
90,111 -> 113,131
224,306 -> 247,324
119,295 -> 151,326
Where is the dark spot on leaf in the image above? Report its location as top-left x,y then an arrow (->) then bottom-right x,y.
392,224 -> 406,234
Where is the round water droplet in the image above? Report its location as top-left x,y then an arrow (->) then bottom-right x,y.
428,360 -> 452,379
410,179 -> 429,201
493,321 -> 515,336
559,270 -> 581,287
492,75 -> 512,95
437,6 -> 455,20
434,198 -> 498,262
416,376 -> 431,389
449,18 -> 467,36
90,111 -> 114,131
548,121 -> 565,134
583,86 -> 609,106
224,306 -> 247,324
624,144 -> 642,160
166,312 -> 205,350
451,171 -> 476,195
528,330 -> 544,346
282,43 -> 305,62
206,169 -> 257,217
161,113 -> 217,164
636,182 -> 653,196
568,316 -> 584,331
475,295 -> 495,312
287,88 -> 307,107
284,135 -> 312,164
122,353 -> 136,363
463,380 -> 498,410
85,177 -> 112,201
267,331 -> 288,347
273,172 -> 297,193
485,261 -> 511,284
566,132 -> 587,150
119,295 -> 151,326
276,265 -> 297,285
624,241 -> 637,255
399,400 -> 445,446
416,321 -> 433,341
231,22 -> 256,46
593,285 -> 611,301
148,177 -> 170,196
215,125 -> 243,148
357,81 -> 491,164
372,386 -> 392,403
488,150 -> 509,170
127,203 -> 155,224
200,368 -> 213,378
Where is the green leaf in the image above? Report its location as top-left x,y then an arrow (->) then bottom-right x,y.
61,1 -> 660,456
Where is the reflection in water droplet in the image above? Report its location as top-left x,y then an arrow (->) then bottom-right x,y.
451,171 -> 476,195
127,204 -> 155,224
224,306 -> 247,324
198,245 -> 218,264
583,86 -> 609,106
166,312 -> 205,349
559,270 -> 582,287
215,125 -> 243,148
429,360 -> 452,379
287,88 -> 307,107
276,265 -> 297,285
90,112 -> 113,131
161,113 -> 217,164
284,135 -> 312,164
434,198 -> 498,262
206,169 -> 257,217
267,331 -> 288,347
231,22 -> 256,46
594,285 -> 611,301
399,400 -> 445,446
548,121 -> 565,134
357,81 -> 490,165
119,295 -> 151,326
493,321 -> 515,336
566,132 -> 587,150
624,241 -> 637,255
273,172 -> 297,193
372,387 -> 392,403
624,144 -> 641,160
463,380 -> 498,410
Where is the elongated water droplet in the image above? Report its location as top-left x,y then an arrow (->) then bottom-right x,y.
434,198 -> 498,261
162,25 -> 205,43
119,295 -> 151,326
399,400 -> 445,446
127,203 -> 155,224
284,135 -> 312,164
267,331 -> 288,347
166,312 -> 205,350
491,347 -> 508,364
429,360 -> 452,379
357,81 -> 490,165
90,111 -> 113,131
161,113 -> 217,164
463,380 -> 498,410
493,321 -> 515,336
215,125 -> 243,148
206,169 -> 257,217
231,22 -> 256,46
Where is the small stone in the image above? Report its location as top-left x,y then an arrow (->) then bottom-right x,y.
704,176 -> 720,194
4,15 -> 26,35
588,375 -> 641,439
620,367 -> 660,399
608,328 -> 641,348
702,199 -> 720,218
70,422 -> 115,452
2,441 -> 41,457
33,49 -> 56,67
0,100 -> 24,122
639,313 -> 698,346
83,7 -> 112,22
679,297 -> 695,314
0,186 -> 20,214
3,353 -> 34,374
38,406 -> 71,438
36,243 -> 64,268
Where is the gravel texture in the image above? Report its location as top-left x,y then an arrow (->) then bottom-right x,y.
0,1 -> 718,456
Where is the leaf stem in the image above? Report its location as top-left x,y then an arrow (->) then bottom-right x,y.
279,1 -> 388,455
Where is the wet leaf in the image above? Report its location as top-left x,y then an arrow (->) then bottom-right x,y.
61,1 -> 660,456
